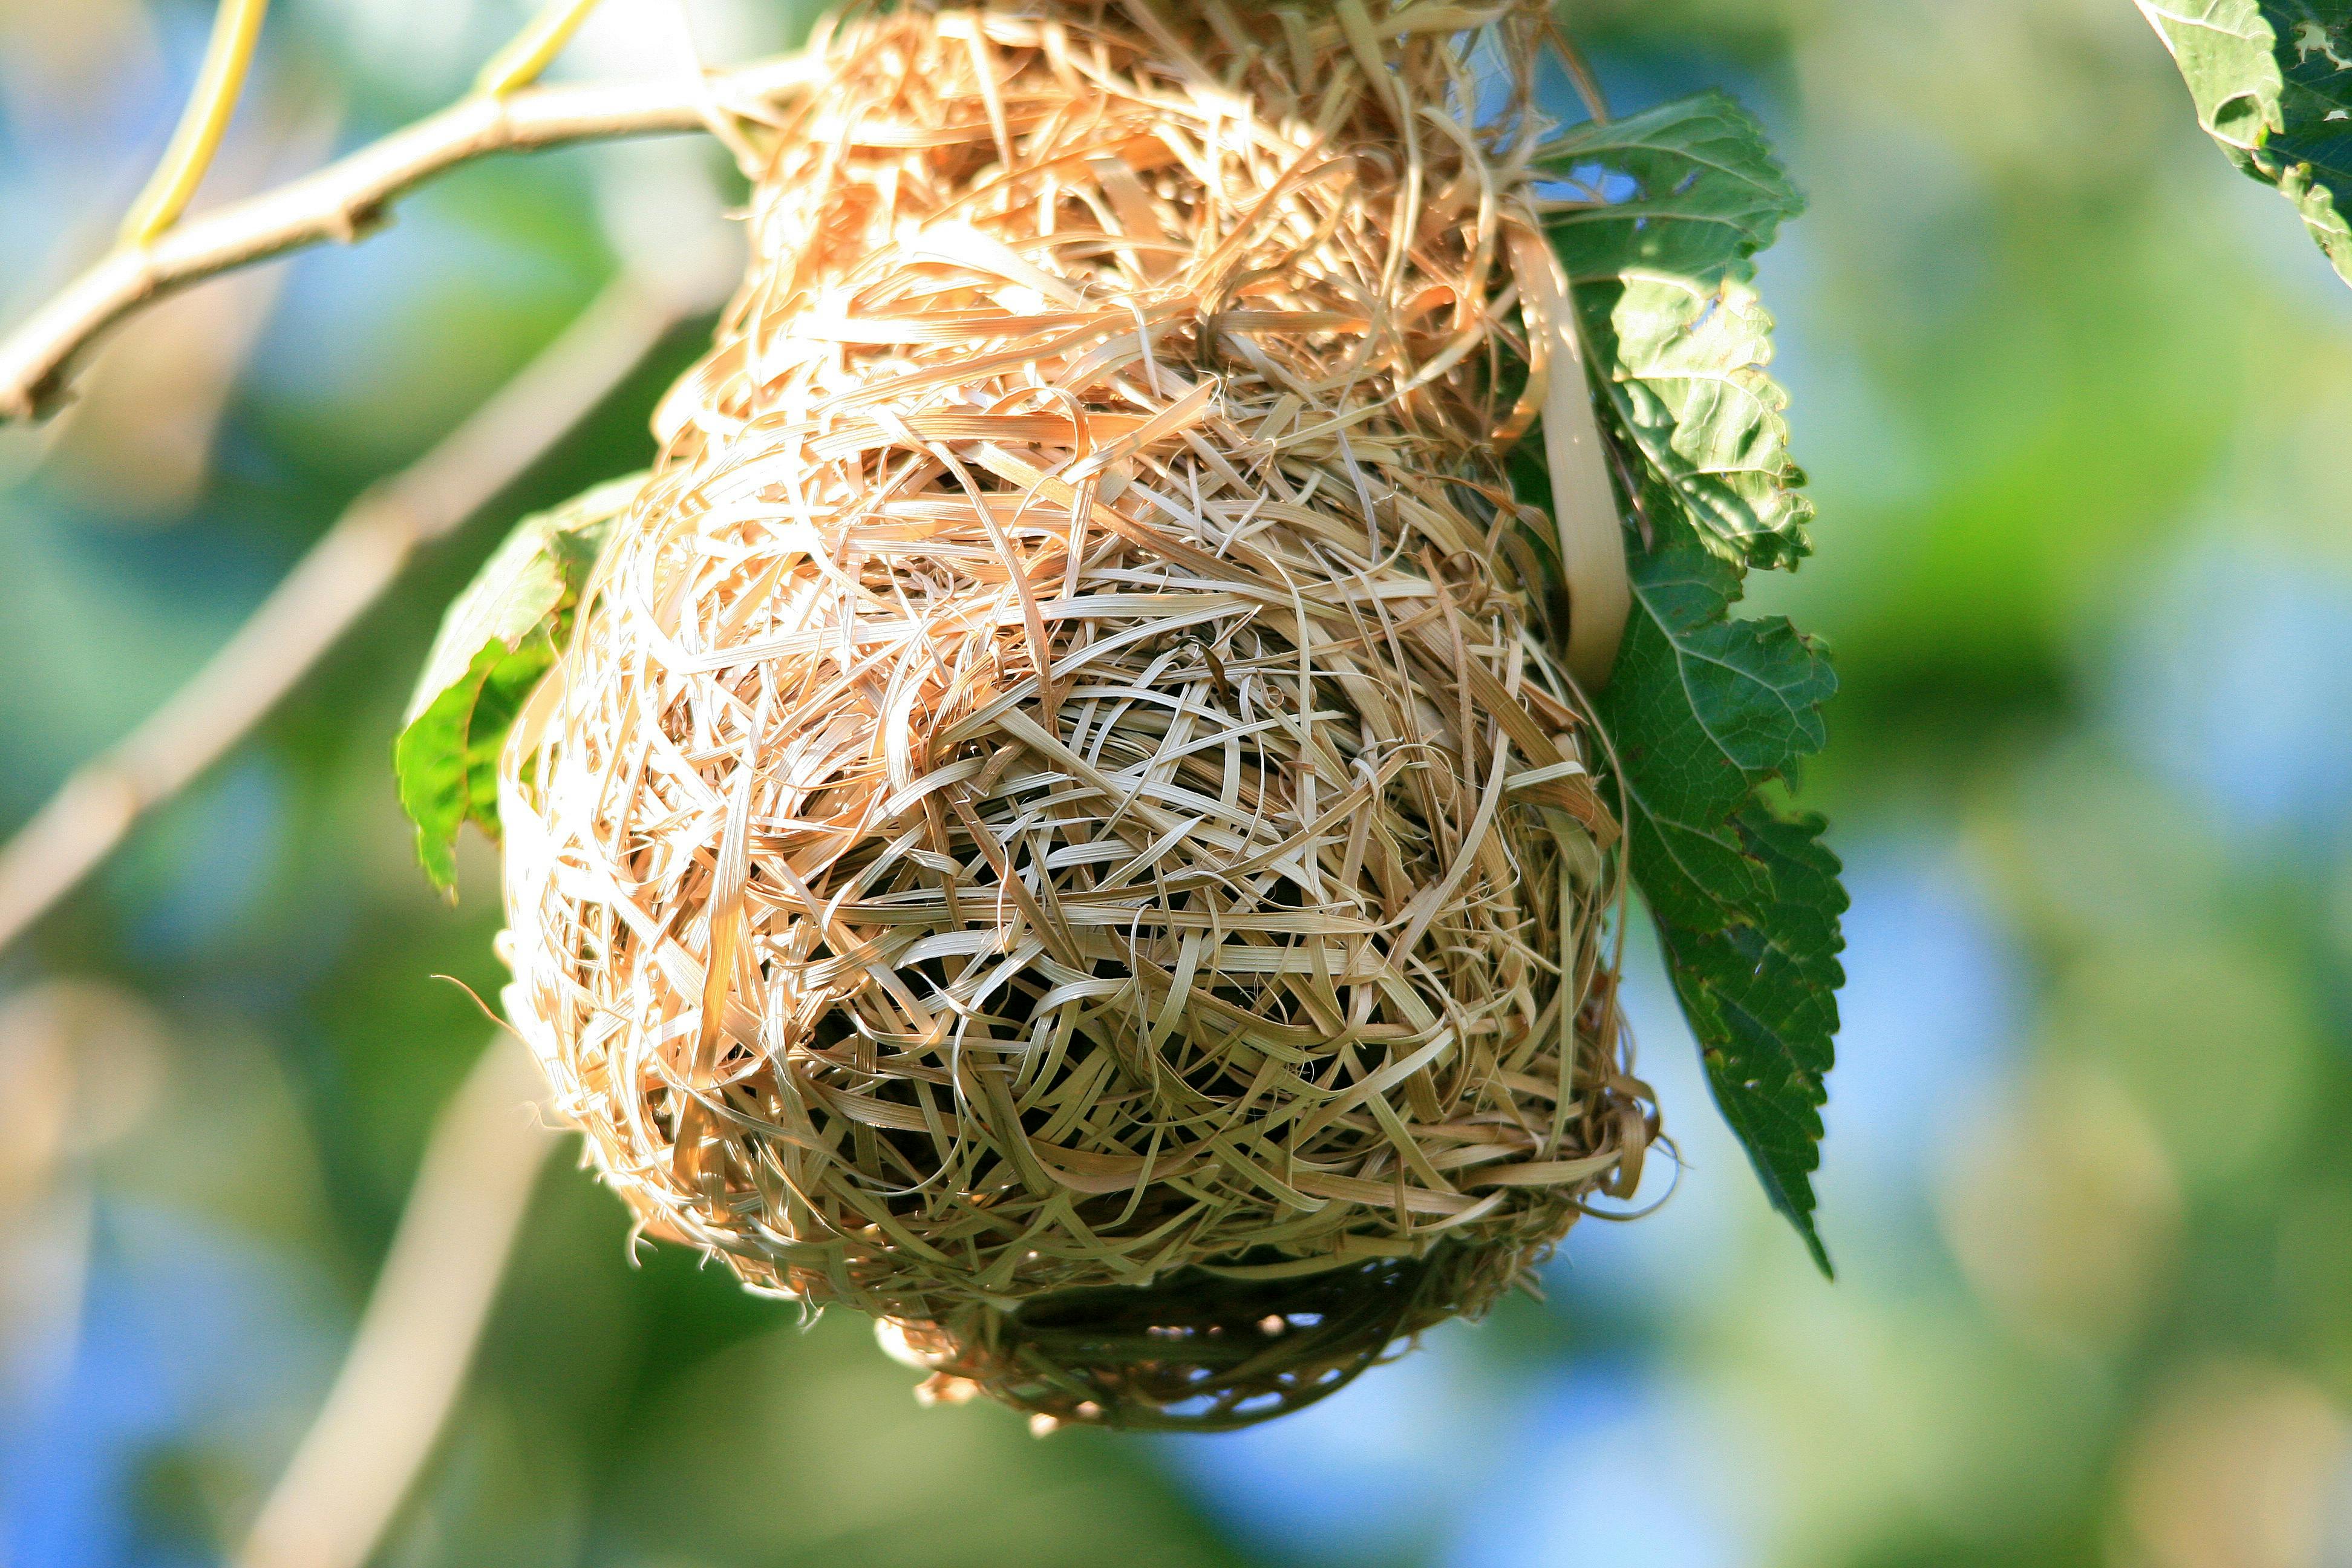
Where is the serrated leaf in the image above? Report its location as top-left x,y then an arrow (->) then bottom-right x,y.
1518,88 -> 1844,1271
2140,1 -> 2352,285
1536,92 -> 1813,571
1651,801 -> 1844,1275
396,473 -> 644,892
1601,275 -> 1811,572
1598,501 -> 1844,1272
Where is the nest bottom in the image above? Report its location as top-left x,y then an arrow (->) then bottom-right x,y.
878,1241 -> 1539,1432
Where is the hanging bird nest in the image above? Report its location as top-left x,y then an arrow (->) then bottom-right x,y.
497,0 -> 1658,1430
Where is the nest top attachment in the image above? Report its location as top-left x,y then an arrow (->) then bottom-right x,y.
498,0 -> 1655,1429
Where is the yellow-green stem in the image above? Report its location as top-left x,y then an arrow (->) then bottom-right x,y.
476,0 -> 609,97
120,0 -> 271,246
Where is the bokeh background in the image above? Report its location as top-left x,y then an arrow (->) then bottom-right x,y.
5,1 -> 2351,1564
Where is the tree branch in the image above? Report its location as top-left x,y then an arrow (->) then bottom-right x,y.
0,272 -> 691,955
0,53 -> 806,423
235,1033 -> 560,1568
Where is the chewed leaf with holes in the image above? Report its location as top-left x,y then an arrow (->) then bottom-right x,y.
396,473 -> 643,892
1535,92 -> 1812,572
1521,89 -> 1846,1271
2140,0 -> 2352,284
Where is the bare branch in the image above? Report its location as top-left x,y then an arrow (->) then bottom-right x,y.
0,53 -> 806,423
235,1033 -> 560,1568
0,272 -> 690,955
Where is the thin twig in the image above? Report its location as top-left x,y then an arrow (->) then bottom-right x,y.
0,272 -> 690,955
235,1033 -> 560,1568
0,53 -> 806,423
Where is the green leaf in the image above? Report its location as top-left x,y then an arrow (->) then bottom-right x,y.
1537,90 -> 1805,289
1535,93 -> 1813,571
1655,802 -> 1844,1270
396,473 -> 643,892
1598,501 -> 1844,1273
1519,90 -> 1845,1271
2139,1 -> 2352,284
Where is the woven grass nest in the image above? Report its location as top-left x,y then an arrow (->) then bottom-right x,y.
498,0 -> 1659,1431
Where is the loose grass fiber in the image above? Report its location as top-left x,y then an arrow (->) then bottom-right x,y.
499,0 -> 1657,1431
